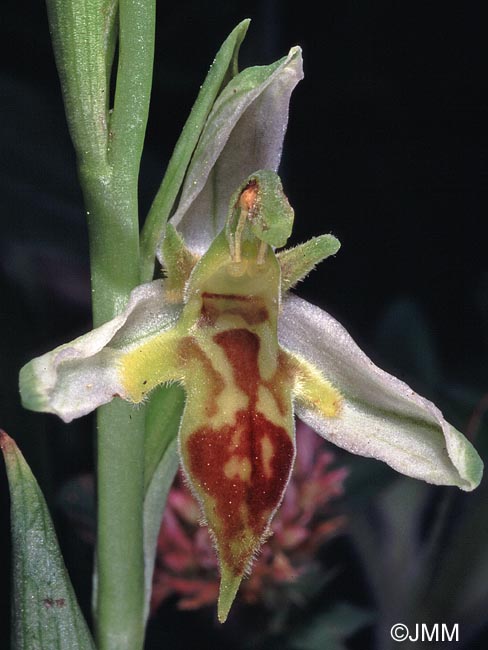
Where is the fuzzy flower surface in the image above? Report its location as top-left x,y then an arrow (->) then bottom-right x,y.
151,420 -> 347,614
19,47 -> 483,622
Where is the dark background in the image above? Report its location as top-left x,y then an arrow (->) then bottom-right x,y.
1,1 -> 487,648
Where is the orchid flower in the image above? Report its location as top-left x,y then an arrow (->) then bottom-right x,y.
19,46 -> 482,623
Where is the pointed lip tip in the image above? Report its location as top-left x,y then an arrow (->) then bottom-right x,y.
217,571 -> 243,623
217,593 -> 234,624
217,609 -> 229,624
217,592 -> 235,624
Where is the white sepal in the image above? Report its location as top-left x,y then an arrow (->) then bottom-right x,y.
167,47 -> 304,256
19,281 -> 182,423
279,295 -> 483,491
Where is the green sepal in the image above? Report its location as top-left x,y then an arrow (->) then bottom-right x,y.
0,430 -> 95,650
278,234 -> 341,292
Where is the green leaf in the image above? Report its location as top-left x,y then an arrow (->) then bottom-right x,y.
420,477 -> 488,628
107,0 -> 156,179
374,299 -> 441,391
0,430 -> 95,650
348,477 -> 449,645
140,19 -> 251,281
143,383 -> 184,492
289,603 -> 373,650
46,0 -> 117,167
142,385 -> 185,621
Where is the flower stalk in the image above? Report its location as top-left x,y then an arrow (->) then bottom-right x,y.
46,0 -> 155,648
84,0 -> 155,642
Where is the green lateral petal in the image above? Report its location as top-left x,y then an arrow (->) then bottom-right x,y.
278,234 -> 341,292
19,281 -> 182,423
279,296 -> 483,491
1,430 -> 95,649
167,47 -> 303,256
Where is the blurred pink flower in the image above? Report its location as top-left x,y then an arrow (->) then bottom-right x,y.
151,419 -> 348,614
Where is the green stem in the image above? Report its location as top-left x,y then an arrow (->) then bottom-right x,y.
79,1 -> 155,648
81,171 -> 145,650
46,0 -> 155,646
95,401 -> 146,650
82,169 -> 141,326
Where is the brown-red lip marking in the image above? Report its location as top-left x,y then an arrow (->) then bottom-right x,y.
200,292 -> 269,327
178,336 -> 225,418
186,328 -> 294,574
202,292 -> 252,301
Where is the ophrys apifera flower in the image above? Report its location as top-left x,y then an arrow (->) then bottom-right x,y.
19,47 -> 482,622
